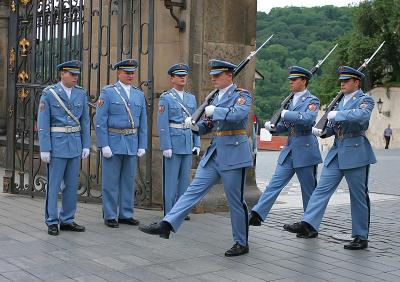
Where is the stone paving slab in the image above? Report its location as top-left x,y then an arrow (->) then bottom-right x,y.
0,149 -> 399,281
0,192 -> 399,281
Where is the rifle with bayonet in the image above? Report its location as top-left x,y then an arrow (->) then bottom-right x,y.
268,43 -> 338,132
315,41 -> 385,132
191,34 -> 274,132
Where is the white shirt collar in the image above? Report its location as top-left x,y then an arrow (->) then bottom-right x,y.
293,89 -> 307,97
60,82 -> 72,98
343,90 -> 358,104
118,81 -> 131,98
173,88 -> 185,99
218,84 -> 234,96
292,89 -> 307,106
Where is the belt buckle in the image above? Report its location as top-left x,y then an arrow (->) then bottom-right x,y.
65,126 -> 72,133
290,127 -> 295,136
122,129 -> 129,135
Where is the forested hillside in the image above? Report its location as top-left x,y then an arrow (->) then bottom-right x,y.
255,1 -> 400,122
255,6 -> 354,121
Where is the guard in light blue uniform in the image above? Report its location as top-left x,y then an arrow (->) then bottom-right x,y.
38,60 -> 91,235
96,59 -> 148,228
249,66 -> 322,227
158,64 -> 200,216
140,59 -> 253,257
286,66 -> 376,250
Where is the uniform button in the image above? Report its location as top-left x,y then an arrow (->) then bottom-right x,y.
68,116 -> 71,119
235,141 -> 239,145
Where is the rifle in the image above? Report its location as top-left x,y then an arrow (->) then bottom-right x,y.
269,44 -> 338,132
191,34 -> 274,131
315,41 -> 385,131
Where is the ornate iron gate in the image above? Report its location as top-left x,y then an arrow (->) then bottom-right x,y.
4,0 -> 155,207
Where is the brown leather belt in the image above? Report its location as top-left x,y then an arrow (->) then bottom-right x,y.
213,129 -> 247,137
288,129 -> 312,137
335,131 -> 365,140
109,128 -> 137,135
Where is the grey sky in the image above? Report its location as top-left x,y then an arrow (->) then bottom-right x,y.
258,0 -> 362,13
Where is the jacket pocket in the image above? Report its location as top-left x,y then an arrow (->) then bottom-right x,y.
50,103 -> 64,116
110,101 -> 125,114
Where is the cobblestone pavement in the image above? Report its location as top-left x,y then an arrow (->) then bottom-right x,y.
0,149 -> 398,281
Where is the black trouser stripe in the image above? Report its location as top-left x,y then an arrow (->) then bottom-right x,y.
162,157 -> 166,217
365,165 -> 371,238
313,165 -> 318,189
240,168 -> 249,243
45,163 -> 50,222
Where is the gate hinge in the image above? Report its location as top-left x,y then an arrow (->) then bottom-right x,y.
164,0 -> 186,32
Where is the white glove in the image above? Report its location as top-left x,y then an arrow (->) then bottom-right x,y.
264,121 -> 272,131
184,117 -> 193,127
81,148 -> 90,159
327,111 -> 337,121
163,149 -> 173,158
102,146 -> 113,158
137,148 -> 145,157
205,105 -> 215,117
192,147 -> 200,156
40,152 -> 51,163
312,127 -> 323,137
281,109 -> 289,118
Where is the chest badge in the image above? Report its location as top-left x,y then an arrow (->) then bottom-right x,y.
308,104 -> 317,111
39,102 -> 45,112
236,96 -> 246,105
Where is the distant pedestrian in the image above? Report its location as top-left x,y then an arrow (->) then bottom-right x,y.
384,124 -> 393,149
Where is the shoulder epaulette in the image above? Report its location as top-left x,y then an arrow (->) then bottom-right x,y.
235,87 -> 249,93
42,84 -> 56,95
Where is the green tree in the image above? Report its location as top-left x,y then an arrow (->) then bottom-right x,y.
255,6 -> 354,120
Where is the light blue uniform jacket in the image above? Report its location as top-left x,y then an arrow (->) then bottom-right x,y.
38,82 -> 91,158
197,84 -> 253,171
322,90 -> 377,169
95,82 -> 148,155
275,91 -> 322,168
157,89 -> 200,154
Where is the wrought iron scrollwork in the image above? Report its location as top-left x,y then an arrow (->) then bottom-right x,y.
6,0 -> 155,207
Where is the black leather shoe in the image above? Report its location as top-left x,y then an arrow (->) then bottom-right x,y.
224,243 -> 249,257
248,211 -> 262,226
184,215 -> 190,221
139,221 -> 171,239
105,219 -> 119,228
118,218 -> 140,226
60,222 -> 85,232
48,224 -> 59,236
296,222 -> 318,238
344,237 -> 368,250
283,221 -> 302,233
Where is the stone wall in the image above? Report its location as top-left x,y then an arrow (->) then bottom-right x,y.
150,0 -> 258,208
367,87 -> 400,149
